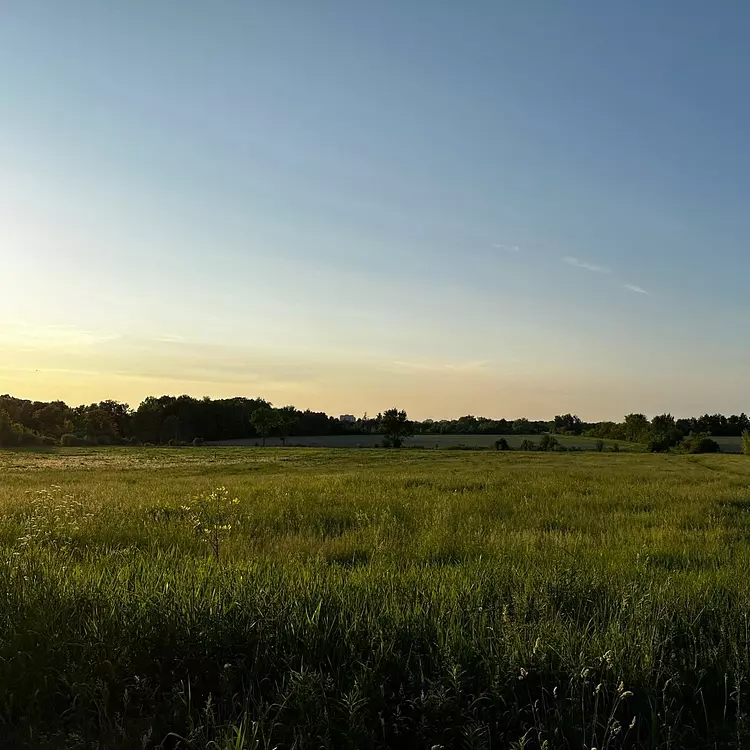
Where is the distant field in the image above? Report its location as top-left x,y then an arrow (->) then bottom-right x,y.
711,435 -> 743,452
212,432 -> 745,452
2,446 -> 750,747
212,432 -> 642,450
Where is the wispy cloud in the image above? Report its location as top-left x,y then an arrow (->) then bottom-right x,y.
623,284 -> 649,295
388,359 -> 490,374
0,323 -> 120,348
563,256 -> 611,274
153,334 -> 187,343
493,243 -> 521,252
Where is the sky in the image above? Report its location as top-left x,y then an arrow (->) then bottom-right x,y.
1,1 -> 749,420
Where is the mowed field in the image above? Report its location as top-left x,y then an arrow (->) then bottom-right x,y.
213,433 -> 745,452
2,448 -> 750,748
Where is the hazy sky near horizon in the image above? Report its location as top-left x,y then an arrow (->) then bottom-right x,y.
2,1 -> 749,420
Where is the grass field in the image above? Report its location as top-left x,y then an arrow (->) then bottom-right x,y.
2,447 -> 750,748
213,433 -> 745,453
212,433 -> 642,451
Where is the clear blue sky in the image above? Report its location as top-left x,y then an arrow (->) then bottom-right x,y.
1,1 -> 748,419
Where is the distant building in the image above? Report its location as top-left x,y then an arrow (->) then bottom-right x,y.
339,414 -> 356,423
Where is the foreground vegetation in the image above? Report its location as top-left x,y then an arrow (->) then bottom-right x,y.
2,447 -> 750,748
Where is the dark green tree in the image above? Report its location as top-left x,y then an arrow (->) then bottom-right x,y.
0,408 -> 20,447
275,406 -> 299,446
250,407 -> 277,447
624,413 -> 650,442
512,418 -> 531,434
32,402 -> 70,439
649,413 -> 683,451
377,408 -> 414,448
551,414 -> 583,435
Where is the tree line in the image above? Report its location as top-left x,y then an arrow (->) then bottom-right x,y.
0,393 -> 748,451
543,412 -> 750,453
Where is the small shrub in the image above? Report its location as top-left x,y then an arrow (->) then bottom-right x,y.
0,411 -> 44,447
743,429 -> 750,456
595,439 -> 605,452
645,426 -> 683,453
520,439 -> 537,451
0,409 -> 24,447
381,435 -> 402,448
538,434 -> 560,452
192,437 -> 204,447
611,442 -> 621,453
60,434 -> 86,447
493,438 -> 510,451
16,430 -> 43,446
680,434 -> 721,454
181,486 -> 241,562
646,436 -> 672,453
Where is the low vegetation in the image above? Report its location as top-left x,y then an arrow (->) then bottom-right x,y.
1,447 -> 750,747
678,433 -> 721,454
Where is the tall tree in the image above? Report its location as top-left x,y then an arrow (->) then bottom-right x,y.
624,413 -> 650,442
275,406 -> 299,446
512,418 -> 531,435
377,408 -> 414,448
552,414 -> 583,435
650,413 -> 682,450
250,407 -> 277,447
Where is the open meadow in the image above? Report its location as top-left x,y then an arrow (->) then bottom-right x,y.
2,447 -> 750,748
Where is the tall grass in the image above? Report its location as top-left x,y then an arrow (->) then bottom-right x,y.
1,447 -> 750,747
